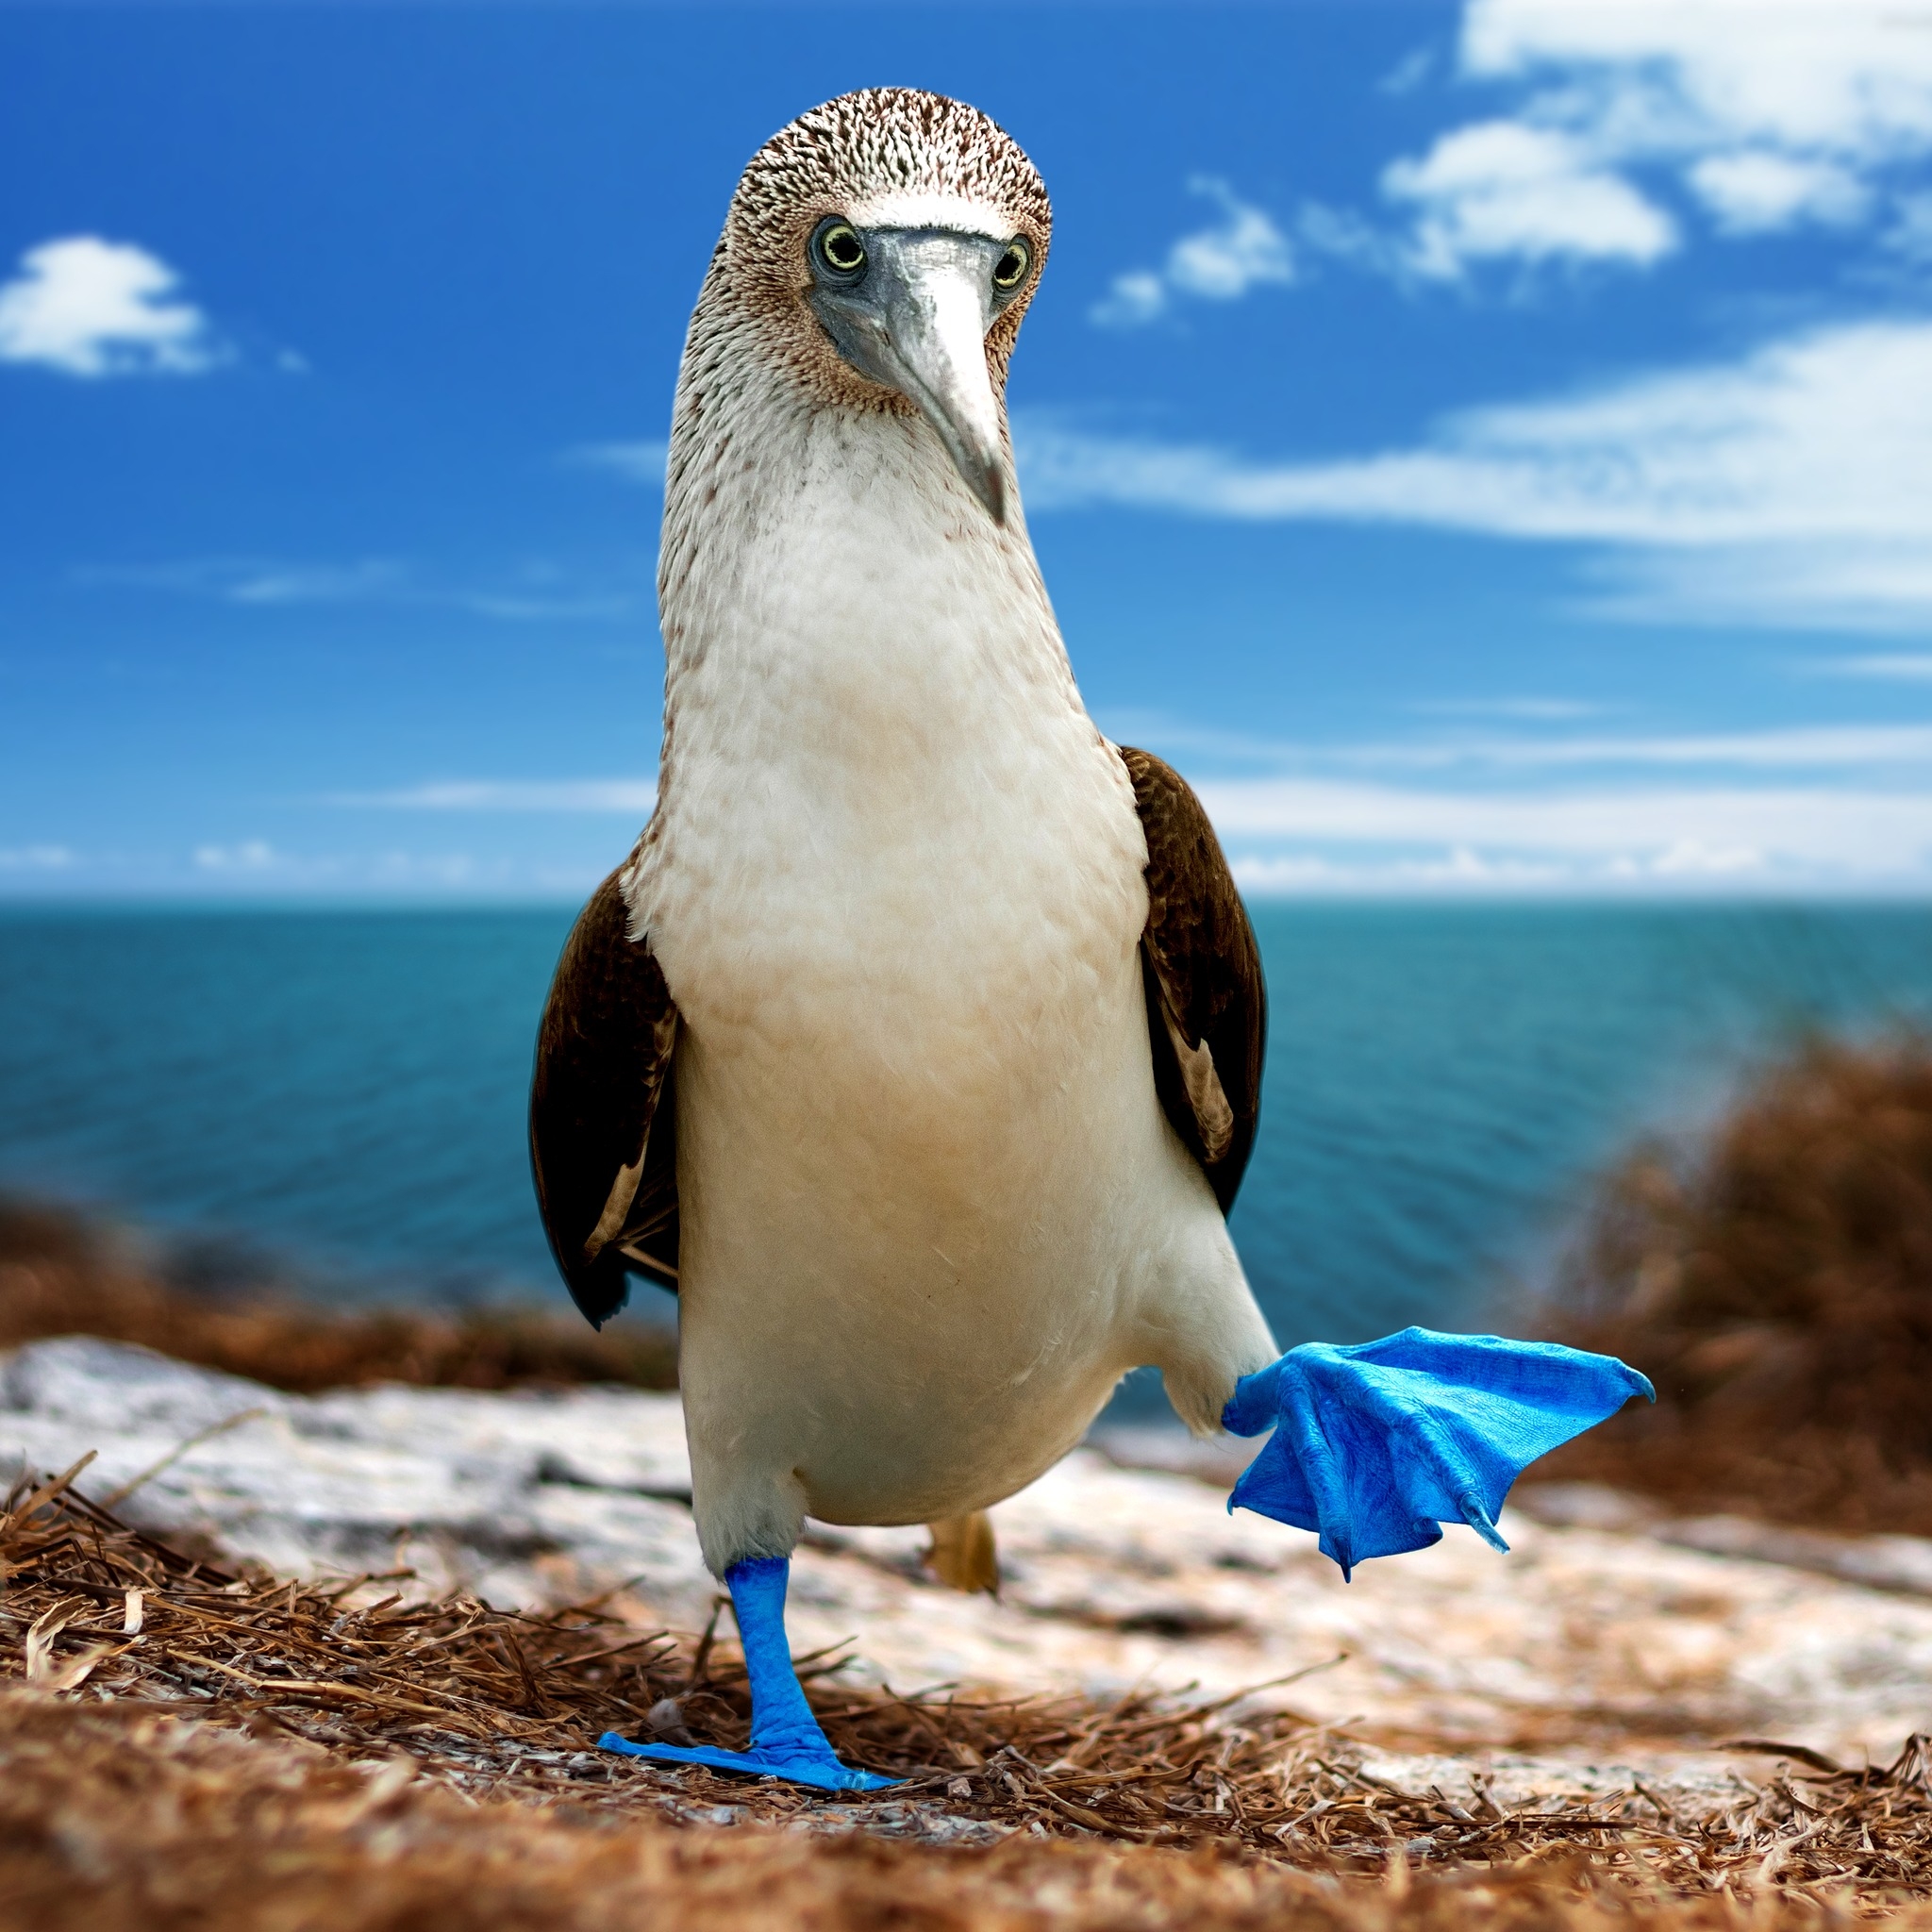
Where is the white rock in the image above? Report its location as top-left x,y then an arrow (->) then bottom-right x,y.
8,1335 -> 1932,1773
0,1336 -> 711,1618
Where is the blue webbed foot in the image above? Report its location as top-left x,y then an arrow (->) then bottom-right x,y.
597,1556 -> 898,1794
598,1733 -> 897,1791
1222,1327 -> 1653,1579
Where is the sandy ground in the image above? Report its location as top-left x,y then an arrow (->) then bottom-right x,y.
8,1333 -> 1932,1807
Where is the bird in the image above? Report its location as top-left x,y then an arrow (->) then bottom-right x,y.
529,87 -> 1651,1792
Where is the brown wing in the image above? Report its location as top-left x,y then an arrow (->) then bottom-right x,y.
1119,746 -> 1267,1214
529,868 -> 679,1327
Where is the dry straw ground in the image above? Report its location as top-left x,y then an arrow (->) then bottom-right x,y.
5,1459 -> 1932,1928
6,1688 -> 1907,1932
8,1032 -> 1932,1928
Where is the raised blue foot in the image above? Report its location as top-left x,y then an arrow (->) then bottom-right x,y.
598,1556 -> 897,1792
1223,1326 -> 1653,1579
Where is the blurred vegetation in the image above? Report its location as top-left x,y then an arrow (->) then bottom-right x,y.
0,1199 -> 677,1394
1540,1031 -> 1932,1533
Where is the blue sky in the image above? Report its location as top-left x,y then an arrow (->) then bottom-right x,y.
3,0 -> 1930,899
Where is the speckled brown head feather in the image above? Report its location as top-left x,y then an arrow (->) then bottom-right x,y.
655,88 -> 1060,792
700,88 -> 1051,408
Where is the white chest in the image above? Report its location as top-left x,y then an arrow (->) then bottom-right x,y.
632,398 -> 1149,1081
621,371 -> 1268,1557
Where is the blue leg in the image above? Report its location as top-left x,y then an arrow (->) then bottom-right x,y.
598,1557 -> 897,1791
1223,1327 -> 1653,1580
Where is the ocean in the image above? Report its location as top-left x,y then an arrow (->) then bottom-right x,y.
2,903 -> 1929,1367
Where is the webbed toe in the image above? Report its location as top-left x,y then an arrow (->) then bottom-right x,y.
1223,1327 -> 1651,1577
599,1731 -> 898,1792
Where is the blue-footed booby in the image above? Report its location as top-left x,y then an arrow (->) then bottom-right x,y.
530,88 -> 1650,1792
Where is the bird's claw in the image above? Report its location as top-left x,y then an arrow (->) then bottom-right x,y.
1223,1326 -> 1652,1578
599,1730 -> 899,1791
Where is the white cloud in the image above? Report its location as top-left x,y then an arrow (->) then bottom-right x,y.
192,840 -> 277,872
1124,712 -> 1932,772
1385,120 -> 1678,275
224,561 -> 408,607
1381,46 -> 1436,97
179,846 -> 595,893
1463,0 -> 1932,164
84,558 -> 398,604
572,440 -> 670,487
1091,179 -> 1293,327
1331,1 -> 1932,286
1093,271 -> 1167,328
1591,541 -> 1932,634
1228,843 -> 1776,894
1334,724 -> 1932,773
85,556 -> 641,624
1199,774 -> 1932,893
1105,708 -> 1932,894
1292,201 -> 1409,280
1166,184 -> 1295,299
1821,654 -> 1932,681
0,838 -> 622,901
461,591 -> 638,623
1687,151 -> 1870,233
1411,696 -> 1609,721
0,236 -> 224,377
1017,316 -> 1932,629
1887,191 -> 1932,262
334,779 -> 658,813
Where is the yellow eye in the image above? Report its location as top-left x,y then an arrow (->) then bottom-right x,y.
992,238 -> 1032,292
811,219 -> 867,278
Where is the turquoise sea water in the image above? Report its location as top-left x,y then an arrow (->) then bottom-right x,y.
1,905 -> 1929,1358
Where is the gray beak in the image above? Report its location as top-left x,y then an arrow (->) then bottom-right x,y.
808,230 -> 1009,525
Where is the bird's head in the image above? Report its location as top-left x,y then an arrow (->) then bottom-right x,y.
716,88 -> 1050,526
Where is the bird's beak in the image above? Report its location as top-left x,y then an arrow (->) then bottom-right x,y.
808,230 -> 1009,525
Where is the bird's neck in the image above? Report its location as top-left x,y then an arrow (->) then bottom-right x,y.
629,293 -> 1143,1012
626,290 -> 1141,957
656,299 -> 1082,778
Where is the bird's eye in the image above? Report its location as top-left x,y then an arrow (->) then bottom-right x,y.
992,239 -> 1032,292
811,219 -> 867,279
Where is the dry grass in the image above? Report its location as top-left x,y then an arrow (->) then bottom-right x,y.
0,1199 -> 676,1395
1539,1034 -> 1932,1535
7,1460 -> 1932,1920
11,1051 -> 1932,1924
14,1042 -> 1932,1922
14,1694 -> 1922,1932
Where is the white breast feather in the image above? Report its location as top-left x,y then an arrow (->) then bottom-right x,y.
629,337 -> 1274,1572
